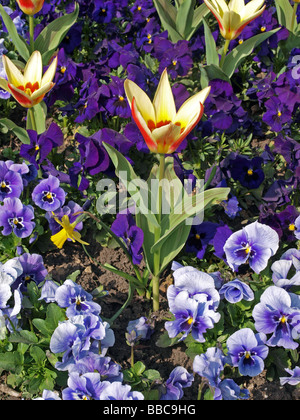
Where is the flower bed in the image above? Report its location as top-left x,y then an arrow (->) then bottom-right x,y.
0,0 -> 300,401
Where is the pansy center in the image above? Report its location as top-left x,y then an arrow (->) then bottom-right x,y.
8,217 -> 24,230
0,180 -> 11,194
42,190 -> 56,204
288,224 -> 296,232
247,169 -> 254,176
187,317 -> 193,325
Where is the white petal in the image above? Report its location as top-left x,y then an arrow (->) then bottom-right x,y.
24,51 -> 42,86
153,69 -> 176,125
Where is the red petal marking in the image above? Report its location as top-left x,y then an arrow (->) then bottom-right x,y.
168,103 -> 204,154
207,7 -> 224,32
18,0 -> 35,7
8,84 -> 32,107
131,97 -> 157,152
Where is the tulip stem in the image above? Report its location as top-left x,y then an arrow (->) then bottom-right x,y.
220,39 -> 230,69
292,3 -> 299,32
29,15 -> 35,54
152,153 -> 166,312
28,107 -> 37,132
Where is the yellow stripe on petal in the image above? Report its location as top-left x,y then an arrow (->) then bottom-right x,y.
153,69 -> 176,126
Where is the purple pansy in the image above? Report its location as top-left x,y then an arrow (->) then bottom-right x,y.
99,382 -> 144,400
111,212 -> 144,265
280,367 -> 300,386
14,253 -> 48,292
219,279 -> 254,304
46,201 -> 83,235
226,328 -> 269,377
252,286 -> 300,350
160,367 -> 194,400
32,175 -> 66,212
230,156 -> 265,190
0,161 -> 23,202
224,221 -> 279,273
0,198 -> 35,238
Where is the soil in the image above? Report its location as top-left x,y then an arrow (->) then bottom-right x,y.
1,233 -> 297,401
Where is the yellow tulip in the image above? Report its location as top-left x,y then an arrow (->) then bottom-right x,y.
0,51 -> 57,108
124,69 -> 211,154
204,0 -> 266,40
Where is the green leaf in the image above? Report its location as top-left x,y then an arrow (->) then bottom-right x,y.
222,28 -> 281,78
133,361 -> 146,376
0,5 -> 30,62
156,331 -> 181,348
34,3 -> 79,65
0,118 -> 31,144
203,64 -> 230,84
275,0 -> 294,30
26,102 -> 47,135
152,0 -> 183,42
9,330 -> 38,345
30,346 -> 46,366
45,303 -> 66,332
203,18 -> 219,66
0,352 -> 24,375
176,0 -> 196,39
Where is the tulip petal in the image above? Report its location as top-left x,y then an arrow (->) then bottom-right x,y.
153,69 -> 176,126
151,122 -> 182,154
169,104 -> 204,154
175,86 -> 210,128
2,55 -> 24,87
8,84 -> 33,108
204,0 -> 226,31
41,56 -> 58,86
124,79 -> 156,127
30,81 -> 54,100
228,0 -> 245,13
0,78 -> 9,93
131,97 -> 158,152
24,51 -> 42,86
242,0 -> 265,19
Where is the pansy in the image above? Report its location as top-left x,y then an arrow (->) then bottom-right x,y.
33,390 -> 61,401
219,279 -> 254,304
126,317 -> 154,343
165,290 -> 221,343
0,161 -> 23,202
230,156 -> 265,189
160,367 -> 194,401
226,328 -> 269,377
0,284 -> 12,310
20,123 -> 64,170
271,259 -> 300,289
280,367 -> 300,386
252,286 -> 300,350
69,352 -> 123,382
168,265 -> 220,312
99,382 -> 144,400
224,221 -> 279,273
0,197 -> 35,238
193,347 -> 226,389
0,258 -> 23,286
62,372 -> 107,400
14,253 -> 48,292
214,379 -> 250,401
32,175 -> 66,211
111,212 -> 144,265
185,222 -> 219,260
55,279 -> 101,318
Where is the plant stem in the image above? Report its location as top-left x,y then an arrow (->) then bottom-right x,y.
131,345 -> 135,368
292,3 -> 299,32
29,15 -> 35,54
108,281 -> 135,326
28,107 -> 37,132
220,39 -> 230,68
152,153 -> 165,312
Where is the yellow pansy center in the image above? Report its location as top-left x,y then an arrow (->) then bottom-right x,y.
289,224 -> 296,232
280,316 -> 287,324
187,317 -> 193,325
247,169 -> 254,176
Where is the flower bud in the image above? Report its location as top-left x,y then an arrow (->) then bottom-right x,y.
16,0 -> 44,16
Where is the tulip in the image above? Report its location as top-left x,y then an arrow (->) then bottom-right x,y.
16,0 -> 44,16
203,0 -> 266,41
124,69 -> 211,155
0,51 -> 57,109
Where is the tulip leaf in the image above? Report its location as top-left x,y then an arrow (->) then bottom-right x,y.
0,5 -> 30,62
35,3 -> 79,65
203,18 -> 219,66
26,102 -> 47,135
275,0 -> 294,31
222,28 -> 281,79
0,118 -> 31,144
202,64 -> 230,84
176,0 -> 196,39
152,0 -> 187,42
